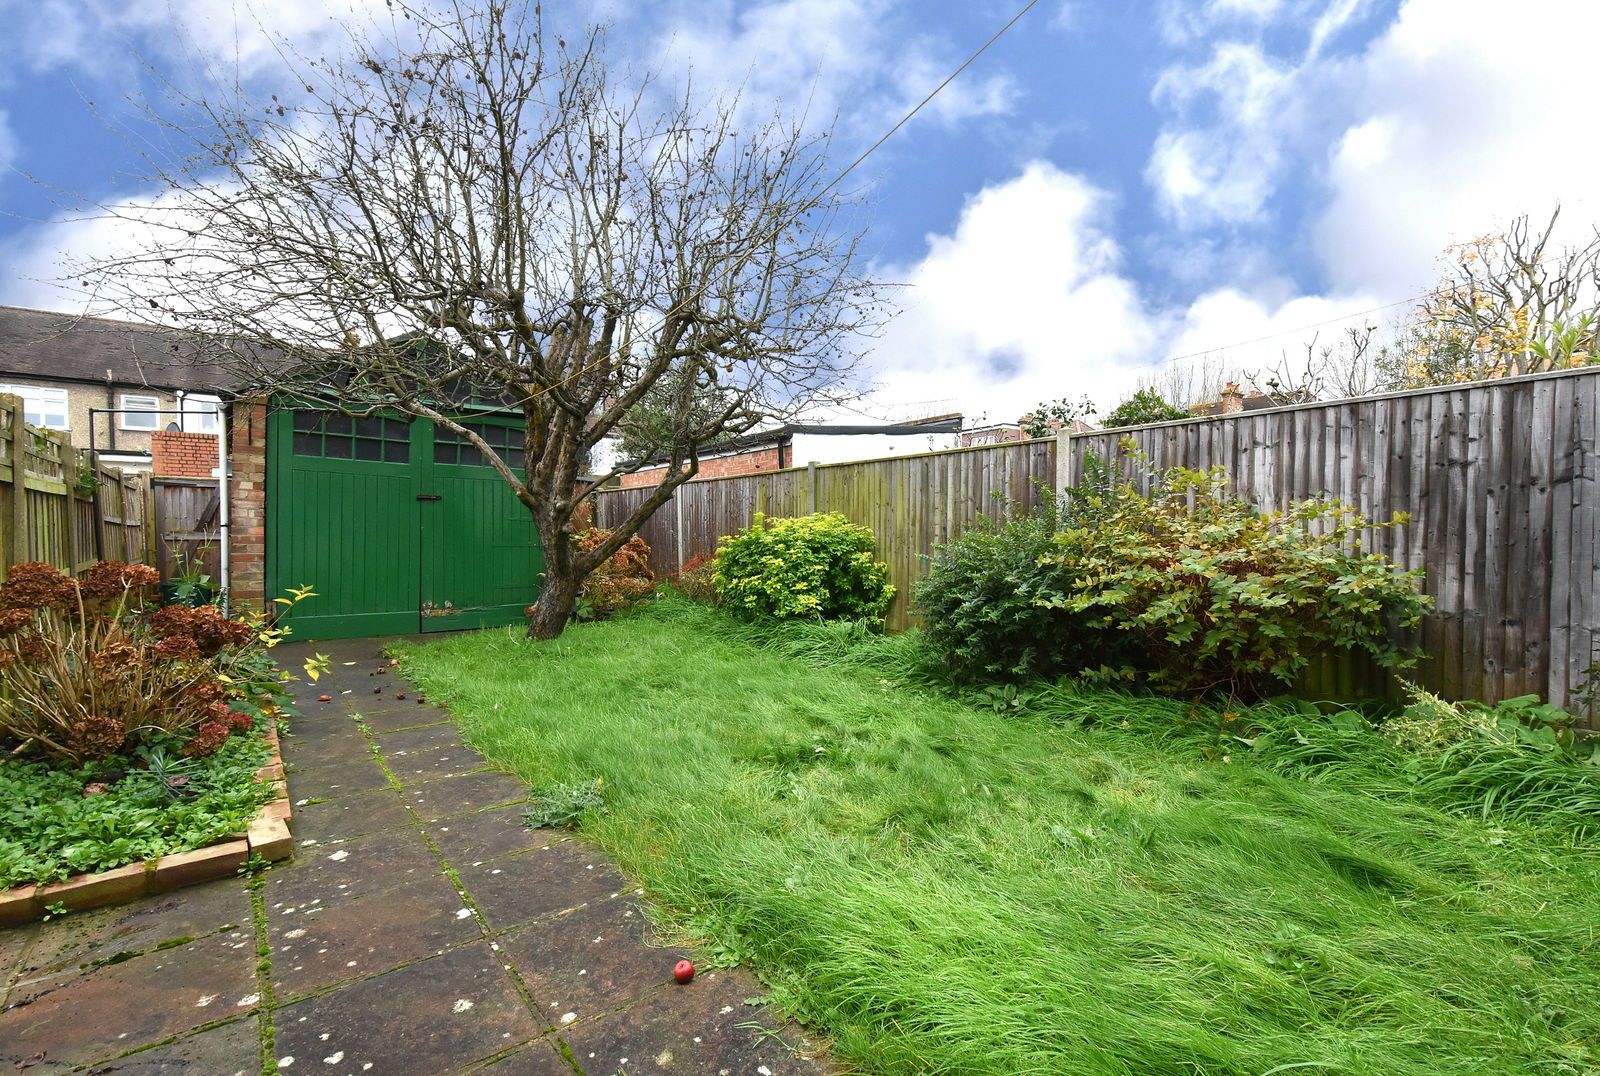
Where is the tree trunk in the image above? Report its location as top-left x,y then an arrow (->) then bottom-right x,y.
527,568 -> 583,639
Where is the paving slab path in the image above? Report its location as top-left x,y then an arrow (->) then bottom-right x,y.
1,637 -> 833,1075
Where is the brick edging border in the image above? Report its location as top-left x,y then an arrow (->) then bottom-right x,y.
0,720 -> 295,928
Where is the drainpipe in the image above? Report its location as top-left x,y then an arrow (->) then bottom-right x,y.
217,401 -> 231,615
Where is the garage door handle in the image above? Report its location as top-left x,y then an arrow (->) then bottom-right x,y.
416,494 -> 442,501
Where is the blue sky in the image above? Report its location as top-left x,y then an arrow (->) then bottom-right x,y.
1,0 -> 1596,427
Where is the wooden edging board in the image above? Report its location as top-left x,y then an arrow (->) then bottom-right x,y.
0,722 -> 295,927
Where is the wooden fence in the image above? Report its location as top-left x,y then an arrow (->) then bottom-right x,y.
152,478 -> 222,584
593,366 -> 1600,723
1059,365 -> 1600,721
0,394 -> 151,576
595,437 -> 1058,630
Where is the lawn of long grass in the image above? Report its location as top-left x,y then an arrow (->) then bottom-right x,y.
397,597 -> 1600,1076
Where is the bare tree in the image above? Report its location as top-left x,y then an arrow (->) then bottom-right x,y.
1248,323 -> 1394,403
1393,206 -> 1600,386
72,2 -> 882,637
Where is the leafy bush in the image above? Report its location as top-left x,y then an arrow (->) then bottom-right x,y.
1040,465 -> 1431,698
713,512 -> 893,623
673,551 -> 720,604
0,561 -> 304,764
1100,387 -> 1189,428
574,527 -> 656,619
914,489 -> 1136,681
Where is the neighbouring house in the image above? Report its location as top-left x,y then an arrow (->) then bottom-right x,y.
960,416 -> 1095,447
617,414 -> 965,487
0,306 -> 231,475
1189,381 -> 1314,417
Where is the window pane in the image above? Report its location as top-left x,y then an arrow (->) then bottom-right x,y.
292,432 -> 322,456
323,413 -> 353,436
356,416 -> 384,438
354,438 -> 382,461
384,440 -> 411,463
293,411 -> 323,433
322,436 -> 352,459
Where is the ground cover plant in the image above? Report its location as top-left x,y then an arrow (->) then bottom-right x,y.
397,596 -> 1600,1076
0,561 -> 306,889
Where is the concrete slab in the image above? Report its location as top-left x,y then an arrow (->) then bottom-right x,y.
265,828 -> 442,909
0,930 -> 261,1068
384,743 -> 496,786
498,897 -> 688,1022
405,770 -> 528,814
420,803 -> 566,865
375,720 -> 463,749
284,759 -> 392,800
289,787 -> 415,841
272,943 -> 542,1074
457,842 -> 631,933
16,880 -> 251,986
556,968 -> 830,1076
268,872 -> 481,1001
82,1015 -> 260,1074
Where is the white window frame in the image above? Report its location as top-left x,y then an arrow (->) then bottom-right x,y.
0,383 -> 70,430
119,393 -> 162,431
180,394 -> 222,434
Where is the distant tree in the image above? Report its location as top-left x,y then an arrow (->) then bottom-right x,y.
1100,388 -> 1187,428
73,2 -> 882,639
1388,207 -> 1599,387
1019,395 -> 1095,438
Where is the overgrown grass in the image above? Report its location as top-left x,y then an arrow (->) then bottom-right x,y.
398,597 -> 1600,1076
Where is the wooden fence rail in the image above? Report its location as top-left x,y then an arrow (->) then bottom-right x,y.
593,366 -> 1600,725
0,394 -> 151,576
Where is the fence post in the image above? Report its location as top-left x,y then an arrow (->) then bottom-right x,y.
56,435 -> 80,569
674,488 -> 685,572
807,461 -> 818,514
6,396 -> 27,567
1055,428 -> 1079,499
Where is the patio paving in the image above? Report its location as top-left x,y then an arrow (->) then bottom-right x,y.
0,636 -> 832,1075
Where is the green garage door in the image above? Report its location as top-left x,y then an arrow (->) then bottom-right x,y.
267,410 -> 543,640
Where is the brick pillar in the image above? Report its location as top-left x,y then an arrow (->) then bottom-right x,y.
229,400 -> 269,612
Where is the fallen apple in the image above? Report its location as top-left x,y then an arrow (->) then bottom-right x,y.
317,695 -> 332,702
673,960 -> 695,984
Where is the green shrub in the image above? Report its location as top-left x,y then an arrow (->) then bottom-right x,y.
713,512 -> 893,623
1040,465 -> 1431,698
914,489 -> 1135,681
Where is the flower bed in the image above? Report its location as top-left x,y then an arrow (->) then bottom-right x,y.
0,561 -> 313,923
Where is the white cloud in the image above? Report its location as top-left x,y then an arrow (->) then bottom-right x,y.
5,0 -> 410,83
0,109 -> 16,174
857,161 -> 1157,426
653,0 -> 1015,141
1146,42 -> 1296,227
1315,0 -> 1600,296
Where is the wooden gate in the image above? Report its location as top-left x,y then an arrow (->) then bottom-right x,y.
266,409 -> 543,640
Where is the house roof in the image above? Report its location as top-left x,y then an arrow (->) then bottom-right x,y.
0,306 -> 241,394
629,414 -> 964,468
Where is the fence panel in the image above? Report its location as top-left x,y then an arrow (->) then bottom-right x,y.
152,478 -> 222,582
594,438 -> 1057,629
0,394 -> 150,577
1060,367 -> 1600,722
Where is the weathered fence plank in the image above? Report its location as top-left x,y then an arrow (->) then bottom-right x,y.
0,394 -> 149,576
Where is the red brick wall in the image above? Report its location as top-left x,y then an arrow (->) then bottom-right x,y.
619,446 -> 783,488
152,430 -> 221,478
229,401 -> 268,612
